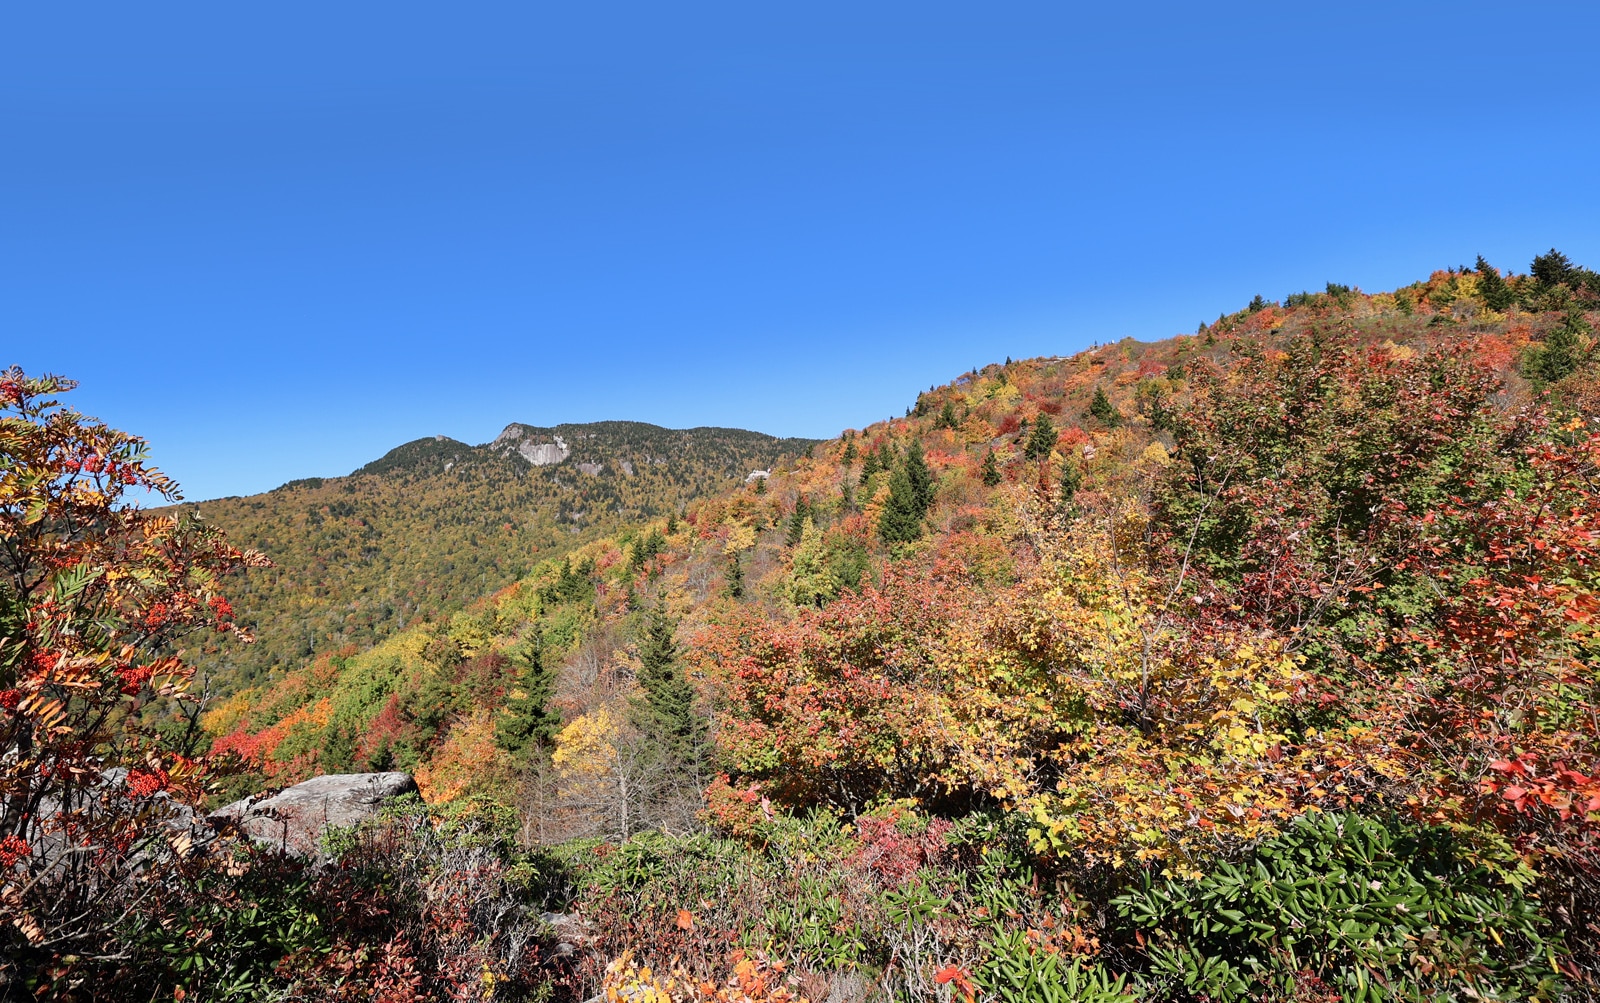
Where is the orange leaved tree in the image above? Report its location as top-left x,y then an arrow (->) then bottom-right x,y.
0,368 -> 267,978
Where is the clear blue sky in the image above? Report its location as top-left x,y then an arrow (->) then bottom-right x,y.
5,2 -> 1598,501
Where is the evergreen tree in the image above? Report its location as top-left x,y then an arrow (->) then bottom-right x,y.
861,445 -> 883,480
878,445 -> 934,545
981,450 -> 1002,487
631,603 -> 706,768
1525,309 -> 1590,384
840,440 -> 858,467
753,474 -> 766,495
726,550 -> 745,599
322,724 -> 357,772
787,495 -> 811,546
1024,414 -> 1057,460
1532,248 -> 1576,288
628,527 -> 666,575
1476,256 -> 1514,311
936,400 -> 959,430
1060,460 -> 1082,506
495,643 -> 561,761
1089,386 -> 1122,426
543,556 -> 597,606
904,444 -> 935,513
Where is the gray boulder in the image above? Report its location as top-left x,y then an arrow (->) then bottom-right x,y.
209,772 -> 419,855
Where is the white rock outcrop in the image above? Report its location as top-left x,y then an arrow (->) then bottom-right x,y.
209,772 -> 420,855
518,437 -> 569,465
491,425 -> 572,466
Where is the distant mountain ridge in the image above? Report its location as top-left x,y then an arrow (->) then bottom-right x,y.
184,419 -> 815,690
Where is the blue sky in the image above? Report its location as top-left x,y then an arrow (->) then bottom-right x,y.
5,2 -> 1598,501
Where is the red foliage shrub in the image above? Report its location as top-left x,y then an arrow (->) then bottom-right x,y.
851,813 -> 951,884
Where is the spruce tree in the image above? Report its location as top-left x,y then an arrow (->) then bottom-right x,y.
840,440 -> 858,467
904,444 -> 934,513
495,643 -> 561,761
632,603 -> 706,768
1024,414 -> 1057,460
936,400 -> 959,430
1060,460 -> 1081,506
726,551 -> 745,599
1476,256 -> 1514,312
878,446 -> 933,545
861,445 -> 882,480
1089,386 -> 1122,426
981,450 -> 1002,487
323,724 -> 357,772
787,495 -> 811,546
1526,310 -> 1589,384
1532,248 -> 1576,288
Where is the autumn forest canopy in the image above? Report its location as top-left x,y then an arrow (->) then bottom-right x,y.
5,251 -> 1600,1001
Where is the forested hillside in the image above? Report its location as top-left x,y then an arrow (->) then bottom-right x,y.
7,251 -> 1600,1000
177,421 -> 815,689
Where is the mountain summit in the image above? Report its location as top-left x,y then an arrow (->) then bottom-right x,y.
185,420 -> 815,688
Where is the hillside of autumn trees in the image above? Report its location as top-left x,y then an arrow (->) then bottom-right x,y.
4,250 -> 1599,1000
170,421 -> 815,692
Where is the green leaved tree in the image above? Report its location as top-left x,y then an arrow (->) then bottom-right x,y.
1060,460 -> 1082,506
495,643 -> 561,763
860,445 -> 883,480
787,495 -> 812,546
981,450 -> 1002,487
1024,414 -> 1057,460
1476,255 -> 1514,312
878,444 -> 934,544
1525,309 -> 1590,384
1089,386 -> 1122,427
631,603 -> 706,769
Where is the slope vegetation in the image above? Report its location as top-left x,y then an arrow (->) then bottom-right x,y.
204,252 -> 1600,999
180,420 -> 814,688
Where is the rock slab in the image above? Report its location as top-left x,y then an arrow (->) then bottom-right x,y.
210,772 -> 419,855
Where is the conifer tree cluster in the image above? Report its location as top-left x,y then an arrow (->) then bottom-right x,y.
878,443 -> 935,544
